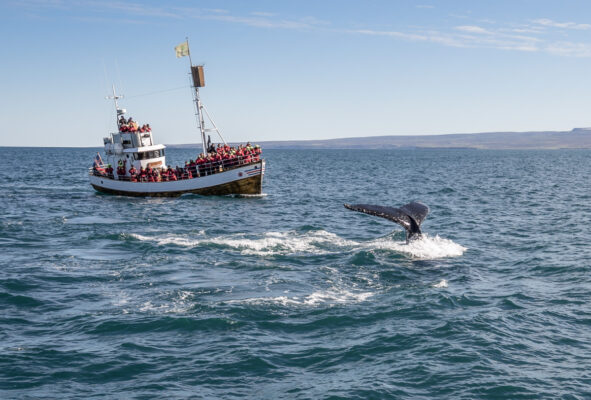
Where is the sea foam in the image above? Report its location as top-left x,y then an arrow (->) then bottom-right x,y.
433,279 -> 448,288
130,230 -> 357,256
367,234 -> 466,260
226,288 -> 374,307
130,230 -> 466,259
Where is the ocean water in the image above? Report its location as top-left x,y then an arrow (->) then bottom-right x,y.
1,147 -> 591,399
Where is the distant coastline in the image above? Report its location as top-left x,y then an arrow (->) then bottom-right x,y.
167,128 -> 591,150
4,128 -> 591,150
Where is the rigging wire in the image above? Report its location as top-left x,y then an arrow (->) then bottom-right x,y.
126,86 -> 189,99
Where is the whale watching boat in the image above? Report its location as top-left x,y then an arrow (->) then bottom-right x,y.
89,41 -> 265,197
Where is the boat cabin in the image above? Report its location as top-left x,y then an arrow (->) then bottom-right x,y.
102,108 -> 166,177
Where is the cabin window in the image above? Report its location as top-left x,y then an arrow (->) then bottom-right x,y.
133,149 -> 164,160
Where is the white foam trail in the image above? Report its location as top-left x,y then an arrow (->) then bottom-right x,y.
227,288 -> 374,307
433,279 -> 448,288
130,231 -> 465,259
130,233 -> 203,248
130,230 -> 357,256
223,231 -> 357,256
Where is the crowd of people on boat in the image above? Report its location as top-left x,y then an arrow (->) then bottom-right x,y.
118,116 -> 151,133
93,142 -> 262,182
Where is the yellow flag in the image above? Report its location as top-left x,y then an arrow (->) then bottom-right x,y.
175,41 -> 189,58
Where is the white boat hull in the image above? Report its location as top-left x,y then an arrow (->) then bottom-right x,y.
89,160 -> 265,197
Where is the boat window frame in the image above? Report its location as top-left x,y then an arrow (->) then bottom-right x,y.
133,149 -> 165,160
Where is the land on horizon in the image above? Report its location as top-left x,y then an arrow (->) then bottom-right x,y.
167,128 -> 591,150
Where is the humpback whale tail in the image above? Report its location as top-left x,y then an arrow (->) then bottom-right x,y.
344,201 -> 429,243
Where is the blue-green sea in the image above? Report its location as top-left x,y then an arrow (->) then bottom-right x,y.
1,147 -> 591,399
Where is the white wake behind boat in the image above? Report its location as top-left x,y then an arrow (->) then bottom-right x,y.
89,41 -> 265,197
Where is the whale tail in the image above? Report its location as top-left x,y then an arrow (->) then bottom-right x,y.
344,201 -> 429,243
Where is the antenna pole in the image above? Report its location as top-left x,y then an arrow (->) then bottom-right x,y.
106,84 -> 124,126
187,36 -> 194,68
111,84 -> 119,109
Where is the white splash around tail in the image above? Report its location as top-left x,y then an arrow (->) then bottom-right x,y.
368,234 -> 466,260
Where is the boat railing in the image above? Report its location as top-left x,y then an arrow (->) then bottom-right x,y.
89,154 -> 262,182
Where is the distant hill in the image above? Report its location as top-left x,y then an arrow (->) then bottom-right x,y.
167,128 -> 591,150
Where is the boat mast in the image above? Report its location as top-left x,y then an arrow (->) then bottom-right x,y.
185,39 -> 208,155
182,38 -> 227,155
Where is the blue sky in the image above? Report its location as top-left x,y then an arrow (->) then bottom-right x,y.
2,0 -> 591,147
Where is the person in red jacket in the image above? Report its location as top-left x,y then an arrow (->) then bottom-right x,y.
221,152 -> 230,169
196,154 -> 205,176
211,153 -> 220,172
105,164 -> 114,179
206,155 -> 215,175
129,166 -> 138,182
169,167 -> 177,181
139,167 -> 147,182
188,160 -> 197,177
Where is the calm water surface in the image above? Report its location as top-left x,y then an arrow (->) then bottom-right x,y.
1,147 -> 590,399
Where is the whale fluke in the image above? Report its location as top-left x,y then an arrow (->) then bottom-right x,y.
344,201 -> 429,242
